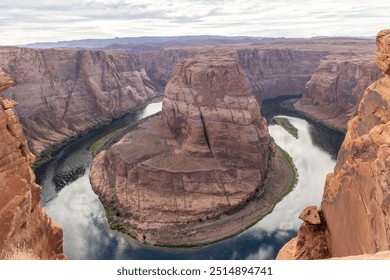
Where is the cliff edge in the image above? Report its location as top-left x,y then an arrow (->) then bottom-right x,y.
0,69 -> 65,259
277,29 -> 390,259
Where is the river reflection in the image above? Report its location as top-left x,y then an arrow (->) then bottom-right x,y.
38,102 -> 343,259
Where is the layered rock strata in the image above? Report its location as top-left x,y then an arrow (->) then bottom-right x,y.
90,53 -> 284,245
294,54 -> 381,131
0,69 -> 65,260
0,39 -> 375,159
277,29 -> 390,259
139,48 -> 328,101
0,48 -> 159,156
236,49 -> 328,100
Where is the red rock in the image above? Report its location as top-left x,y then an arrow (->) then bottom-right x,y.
0,69 -> 65,260
299,206 -> 321,225
277,29 -> 390,260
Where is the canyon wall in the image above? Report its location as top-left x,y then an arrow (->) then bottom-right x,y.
294,54 -> 381,131
139,47 -> 329,101
236,49 -> 328,100
0,48 -> 159,156
0,39 -> 375,159
138,48 -> 204,91
90,52 -> 278,245
0,69 -> 65,260
277,29 -> 390,259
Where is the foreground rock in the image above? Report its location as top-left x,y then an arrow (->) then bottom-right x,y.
294,54 -> 380,131
90,53 -> 293,245
277,29 -> 390,260
0,69 -> 65,260
0,48 -> 159,156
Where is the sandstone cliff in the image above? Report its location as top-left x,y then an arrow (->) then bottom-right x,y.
90,52 -> 287,245
277,29 -> 390,259
138,48 -> 203,91
0,48 -> 159,156
0,69 -> 65,260
294,54 -> 381,131
236,49 -> 328,100
139,47 -> 328,101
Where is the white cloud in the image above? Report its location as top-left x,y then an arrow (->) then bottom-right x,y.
0,0 -> 389,45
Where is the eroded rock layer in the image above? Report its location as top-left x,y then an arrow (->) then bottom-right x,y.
139,48 -> 328,101
294,54 -> 381,131
277,29 -> 390,260
0,69 -> 65,260
236,49 -> 328,100
0,48 -> 159,155
90,53 -> 273,244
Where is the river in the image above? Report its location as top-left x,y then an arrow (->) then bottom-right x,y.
36,99 -> 344,260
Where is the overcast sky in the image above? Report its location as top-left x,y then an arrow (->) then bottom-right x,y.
0,0 -> 389,46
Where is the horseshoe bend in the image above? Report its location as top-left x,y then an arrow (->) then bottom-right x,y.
89,52 -> 295,246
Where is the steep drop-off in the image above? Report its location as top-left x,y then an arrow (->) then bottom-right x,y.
236,49 -> 328,100
0,48 -> 159,156
90,53 -> 292,245
277,29 -> 390,259
0,69 -> 65,260
294,54 -> 381,131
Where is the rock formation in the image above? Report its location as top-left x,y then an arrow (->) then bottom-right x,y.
0,48 -> 159,156
90,52 -> 284,245
277,29 -> 390,260
294,54 -> 381,131
0,69 -> 65,260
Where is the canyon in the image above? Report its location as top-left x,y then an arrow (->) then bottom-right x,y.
277,29 -> 390,259
0,37 -> 376,162
0,33 -> 388,259
0,69 -> 65,260
89,52 -> 294,245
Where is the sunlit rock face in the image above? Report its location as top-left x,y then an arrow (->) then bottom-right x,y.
0,69 -> 65,260
90,52 -> 272,245
277,29 -> 390,260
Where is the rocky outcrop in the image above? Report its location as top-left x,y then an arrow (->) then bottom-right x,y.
294,54 -> 381,131
277,29 -> 390,260
90,52 -> 282,245
0,69 -> 65,260
0,48 -> 159,156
